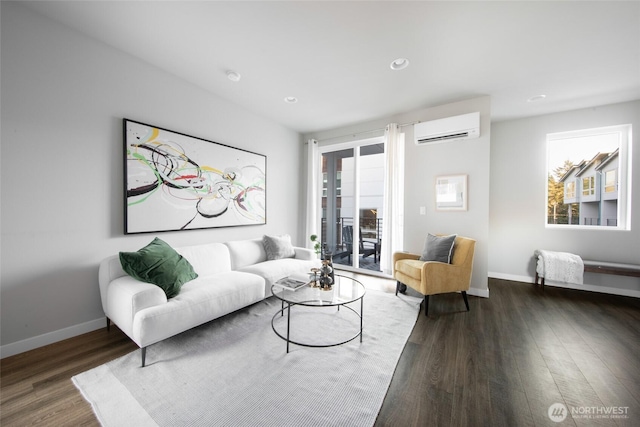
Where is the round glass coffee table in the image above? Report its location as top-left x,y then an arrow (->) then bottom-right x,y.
271,274 -> 366,353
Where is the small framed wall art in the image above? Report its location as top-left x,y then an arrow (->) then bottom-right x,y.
123,119 -> 266,234
435,174 -> 468,211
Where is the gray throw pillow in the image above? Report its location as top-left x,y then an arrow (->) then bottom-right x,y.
419,234 -> 457,263
263,234 -> 296,260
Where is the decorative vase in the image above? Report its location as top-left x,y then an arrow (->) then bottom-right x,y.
310,254 -> 334,291
319,254 -> 334,290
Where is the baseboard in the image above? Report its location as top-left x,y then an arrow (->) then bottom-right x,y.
488,272 -> 640,299
488,272 -> 532,284
467,287 -> 489,298
0,317 -> 105,359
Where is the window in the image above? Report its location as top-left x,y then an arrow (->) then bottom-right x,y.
546,124 -> 631,229
322,171 -> 342,197
582,176 -> 595,196
565,181 -> 576,199
604,170 -> 616,193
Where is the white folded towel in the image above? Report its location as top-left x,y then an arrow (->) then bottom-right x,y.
535,249 -> 584,285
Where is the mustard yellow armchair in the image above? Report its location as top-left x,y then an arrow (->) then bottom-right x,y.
393,235 -> 476,316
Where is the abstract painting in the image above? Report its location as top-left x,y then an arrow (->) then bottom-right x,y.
124,119 -> 266,234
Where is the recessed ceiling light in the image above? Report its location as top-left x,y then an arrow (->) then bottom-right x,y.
284,96 -> 298,104
226,70 -> 241,82
527,94 -> 546,103
390,58 -> 410,70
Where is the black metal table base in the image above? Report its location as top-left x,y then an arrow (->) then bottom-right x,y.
271,298 -> 364,353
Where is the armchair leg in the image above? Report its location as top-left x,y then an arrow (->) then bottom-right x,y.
424,295 -> 429,317
106,317 -> 111,332
395,281 -> 407,295
462,291 -> 470,311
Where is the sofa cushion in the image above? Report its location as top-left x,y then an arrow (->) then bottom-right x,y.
419,234 -> 456,263
225,239 -> 267,270
262,234 -> 295,260
175,243 -> 232,276
119,237 -> 198,299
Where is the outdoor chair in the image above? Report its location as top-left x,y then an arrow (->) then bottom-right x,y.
342,225 -> 378,263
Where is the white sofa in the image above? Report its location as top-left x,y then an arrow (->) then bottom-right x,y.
98,238 -> 319,366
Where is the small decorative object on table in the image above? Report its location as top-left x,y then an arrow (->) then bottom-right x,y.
310,258 -> 334,291
309,268 -> 320,287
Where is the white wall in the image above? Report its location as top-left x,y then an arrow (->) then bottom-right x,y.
489,100 -> 640,296
306,96 -> 492,297
0,3 -> 303,356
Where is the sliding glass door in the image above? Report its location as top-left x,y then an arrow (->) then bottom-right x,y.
320,139 -> 384,272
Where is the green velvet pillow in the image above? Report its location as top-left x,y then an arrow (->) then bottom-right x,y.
119,237 -> 198,299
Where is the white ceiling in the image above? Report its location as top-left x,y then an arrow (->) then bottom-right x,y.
23,1 -> 640,134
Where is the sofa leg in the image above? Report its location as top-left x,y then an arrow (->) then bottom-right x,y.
424,295 -> 429,317
141,347 -> 147,368
395,281 -> 400,296
106,317 -> 111,332
462,291 -> 470,311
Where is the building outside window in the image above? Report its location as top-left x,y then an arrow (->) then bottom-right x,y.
546,125 -> 631,228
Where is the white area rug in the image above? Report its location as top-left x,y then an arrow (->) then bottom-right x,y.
73,290 -> 421,427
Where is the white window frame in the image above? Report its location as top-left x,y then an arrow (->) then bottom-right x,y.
546,124 -> 632,230
318,136 -> 384,271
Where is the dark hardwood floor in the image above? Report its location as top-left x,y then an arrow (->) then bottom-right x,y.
2,277 -> 639,426
376,279 -> 640,427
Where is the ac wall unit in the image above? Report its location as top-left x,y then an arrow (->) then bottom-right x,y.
414,112 -> 480,145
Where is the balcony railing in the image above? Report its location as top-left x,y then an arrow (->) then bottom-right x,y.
547,215 -> 580,225
320,217 -> 382,252
547,216 -> 617,226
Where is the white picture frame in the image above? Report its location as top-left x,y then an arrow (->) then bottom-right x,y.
435,174 -> 468,211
